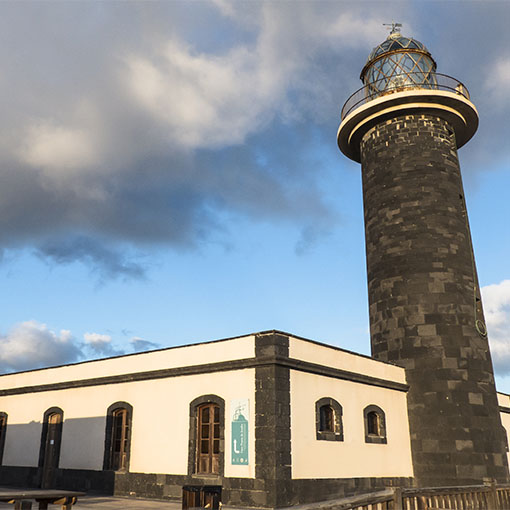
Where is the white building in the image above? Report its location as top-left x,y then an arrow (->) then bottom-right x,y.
0,330 -> 421,507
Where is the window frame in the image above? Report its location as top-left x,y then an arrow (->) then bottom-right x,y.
188,395 -> 225,477
103,401 -> 133,472
38,407 -> 64,470
38,406 -> 64,489
196,402 -> 221,475
315,398 -> 343,441
363,404 -> 387,444
0,412 -> 7,465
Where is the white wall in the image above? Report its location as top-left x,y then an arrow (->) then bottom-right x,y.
289,336 -> 406,384
501,412 -> 510,469
498,392 -> 510,468
0,368 -> 256,478
290,370 -> 414,479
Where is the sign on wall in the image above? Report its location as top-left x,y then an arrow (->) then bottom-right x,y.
231,399 -> 249,465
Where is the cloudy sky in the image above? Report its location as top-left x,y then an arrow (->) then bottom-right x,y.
1,0 -> 510,392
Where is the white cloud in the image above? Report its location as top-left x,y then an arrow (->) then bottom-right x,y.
0,320 -> 83,372
325,11 -> 390,46
130,337 -> 160,352
484,57 -> 510,103
84,331 -> 124,357
0,3 -> 403,273
210,0 -> 237,18
0,321 -> 157,374
124,6 -> 385,150
20,122 -> 98,174
84,332 -> 112,345
125,42 -> 279,150
481,279 -> 510,375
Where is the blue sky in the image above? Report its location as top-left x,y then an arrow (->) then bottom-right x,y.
1,1 -> 510,393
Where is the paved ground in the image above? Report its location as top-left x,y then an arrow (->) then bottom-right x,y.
0,495 -> 182,509
75,495 -> 182,509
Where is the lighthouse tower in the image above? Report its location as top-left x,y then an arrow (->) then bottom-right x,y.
338,25 -> 510,487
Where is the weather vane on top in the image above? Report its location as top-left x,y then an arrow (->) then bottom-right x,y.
383,21 -> 402,35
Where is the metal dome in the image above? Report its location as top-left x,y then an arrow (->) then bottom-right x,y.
360,30 -> 437,97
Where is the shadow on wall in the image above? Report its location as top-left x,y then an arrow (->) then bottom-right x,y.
0,417 -> 115,494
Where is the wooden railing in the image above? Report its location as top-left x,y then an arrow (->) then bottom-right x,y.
298,484 -> 510,510
401,484 -> 510,509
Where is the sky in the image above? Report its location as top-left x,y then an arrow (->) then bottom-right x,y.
1,0 -> 510,393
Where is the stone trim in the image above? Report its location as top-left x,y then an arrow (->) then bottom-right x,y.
363,405 -> 387,444
0,412 -> 7,465
254,332 -> 292,508
37,407 -> 64,488
188,395 -> 225,478
315,398 -> 343,441
0,356 -> 408,397
38,407 -> 64,470
500,406 -> 510,414
103,401 -> 133,472
286,357 -> 408,392
0,359 -> 256,396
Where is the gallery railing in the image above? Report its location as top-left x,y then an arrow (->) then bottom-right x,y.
341,72 -> 471,121
292,483 -> 510,510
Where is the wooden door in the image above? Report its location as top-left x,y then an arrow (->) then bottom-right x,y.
182,486 -> 221,510
41,413 -> 62,488
196,403 -> 220,474
110,408 -> 129,470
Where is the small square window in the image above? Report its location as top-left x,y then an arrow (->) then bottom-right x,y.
364,405 -> 387,444
315,398 -> 343,442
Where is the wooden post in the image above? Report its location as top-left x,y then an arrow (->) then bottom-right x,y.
483,479 -> 498,510
53,496 -> 77,510
393,487 -> 403,510
14,501 -> 32,510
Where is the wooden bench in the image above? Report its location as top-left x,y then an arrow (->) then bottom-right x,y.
0,489 -> 85,510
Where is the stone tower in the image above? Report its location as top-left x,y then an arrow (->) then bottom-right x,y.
337,26 -> 510,487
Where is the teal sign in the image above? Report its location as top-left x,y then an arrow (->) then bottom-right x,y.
231,399 -> 249,465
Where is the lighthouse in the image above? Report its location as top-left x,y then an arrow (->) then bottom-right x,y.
338,25 -> 510,487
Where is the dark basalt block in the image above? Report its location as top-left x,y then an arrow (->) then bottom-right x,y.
360,113 -> 509,486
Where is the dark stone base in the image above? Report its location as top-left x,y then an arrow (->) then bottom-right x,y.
0,466 -> 413,508
0,466 -> 39,488
288,477 -> 414,506
57,468 -> 115,493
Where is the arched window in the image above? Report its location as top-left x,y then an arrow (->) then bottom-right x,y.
367,411 -> 380,435
188,395 -> 224,476
0,412 -> 7,465
197,403 -> 220,474
319,405 -> 334,432
315,398 -> 343,441
38,407 -> 64,489
103,402 -> 133,471
363,404 -> 387,444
